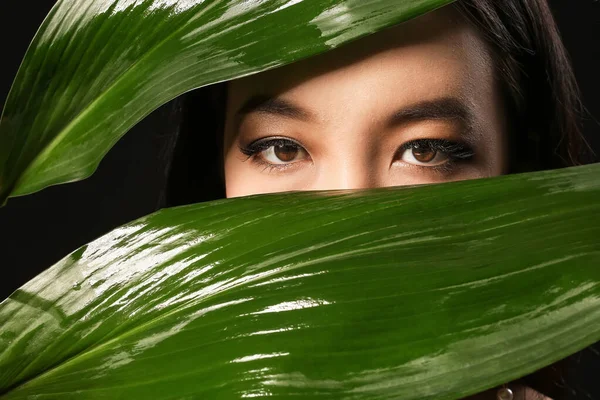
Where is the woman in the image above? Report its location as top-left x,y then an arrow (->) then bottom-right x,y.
166,0 -> 591,205
163,0 -> 594,398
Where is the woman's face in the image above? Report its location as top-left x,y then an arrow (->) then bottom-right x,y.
223,6 -> 508,198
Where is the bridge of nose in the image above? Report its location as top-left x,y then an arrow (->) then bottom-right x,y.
310,147 -> 384,191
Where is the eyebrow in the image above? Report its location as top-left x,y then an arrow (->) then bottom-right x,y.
388,97 -> 474,131
235,95 -> 314,122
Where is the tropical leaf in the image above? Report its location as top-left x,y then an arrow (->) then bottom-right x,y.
1,163 -> 599,399
0,0 -> 453,203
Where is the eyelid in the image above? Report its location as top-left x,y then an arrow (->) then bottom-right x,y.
239,136 -> 307,157
397,138 -> 475,160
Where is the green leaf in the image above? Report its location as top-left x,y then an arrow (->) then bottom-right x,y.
0,0 -> 453,203
1,163 -> 599,399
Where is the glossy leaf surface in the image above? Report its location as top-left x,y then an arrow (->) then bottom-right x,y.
1,163 -> 599,399
0,0 -> 453,203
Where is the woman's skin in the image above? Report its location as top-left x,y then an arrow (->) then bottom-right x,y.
222,6 -> 554,399
223,6 -> 508,198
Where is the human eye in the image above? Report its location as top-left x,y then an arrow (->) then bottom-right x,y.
239,137 -> 310,170
394,138 -> 475,170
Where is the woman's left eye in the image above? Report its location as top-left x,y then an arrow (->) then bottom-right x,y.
400,145 -> 448,166
395,139 -> 474,167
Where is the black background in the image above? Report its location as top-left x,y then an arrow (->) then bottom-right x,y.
0,1 -> 599,298
0,1 -> 599,398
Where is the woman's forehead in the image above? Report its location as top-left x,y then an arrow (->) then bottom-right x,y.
227,5 -> 493,104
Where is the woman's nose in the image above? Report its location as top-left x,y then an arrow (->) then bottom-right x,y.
311,158 -> 380,191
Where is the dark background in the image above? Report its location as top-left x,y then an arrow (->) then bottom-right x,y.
0,1 -> 599,398
0,1 -> 599,298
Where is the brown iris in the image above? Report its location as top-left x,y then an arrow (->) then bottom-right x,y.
274,144 -> 299,162
412,146 -> 436,163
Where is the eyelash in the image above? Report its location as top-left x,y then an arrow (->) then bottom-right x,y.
397,138 -> 475,173
239,137 -> 475,173
239,137 -> 306,172
240,138 -> 300,157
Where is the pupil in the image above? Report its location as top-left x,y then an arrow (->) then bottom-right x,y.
412,146 -> 436,162
274,144 -> 299,162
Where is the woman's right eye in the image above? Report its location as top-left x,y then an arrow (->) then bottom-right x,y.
239,138 -> 310,166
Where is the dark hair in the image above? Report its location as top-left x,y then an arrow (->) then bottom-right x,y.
453,0 -> 591,173
162,0 -> 591,207
160,85 -> 228,206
